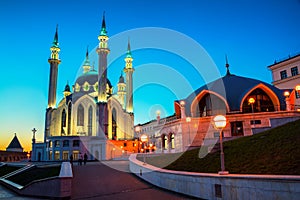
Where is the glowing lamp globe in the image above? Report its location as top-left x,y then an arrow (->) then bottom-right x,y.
180,100 -> 185,106
284,91 -> 290,97
248,97 -> 255,104
213,115 -> 227,129
186,117 -> 191,122
140,134 -> 148,143
296,85 -> 300,92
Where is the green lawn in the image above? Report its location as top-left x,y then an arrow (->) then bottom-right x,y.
7,165 -> 61,186
140,119 -> 300,175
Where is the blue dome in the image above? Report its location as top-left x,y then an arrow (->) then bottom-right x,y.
184,73 -> 285,113
75,70 -> 112,88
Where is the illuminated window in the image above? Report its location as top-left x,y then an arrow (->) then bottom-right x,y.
54,151 -> 60,160
88,106 -> 93,136
75,83 -> 80,92
62,151 -> 69,160
54,140 -> 60,147
112,108 -> 117,140
68,102 -> 72,135
61,109 -> 66,135
280,70 -> 287,79
83,82 -> 90,91
49,141 -> 52,148
49,151 -> 52,160
73,150 -> 79,160
164,135 -> 168,150
291,67 -> 298,76
170,133 -> 175,149
77,104 -> 84,126
242,88 -> 275,113
94,83 -> 98,92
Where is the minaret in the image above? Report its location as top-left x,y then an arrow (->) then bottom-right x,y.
47,25 -> 61,108
44,26 -> 61,142
83,46 -> 91,73
124,39 -> 134,113
117,72 -> 126,109
96,13 -> 110,138
63,81 -> 71,97
97,13 -> 110,103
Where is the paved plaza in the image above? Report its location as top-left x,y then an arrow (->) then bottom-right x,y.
0,161 -> 196,199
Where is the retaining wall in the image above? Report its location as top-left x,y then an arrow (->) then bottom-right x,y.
0,162 -> 72,199
129,154 -> 300,199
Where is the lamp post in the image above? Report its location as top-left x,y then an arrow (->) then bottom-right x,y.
140,134 -> 148,165
213,115 -> 228,175
248,97 -> 255,128
186,117 -> 191,146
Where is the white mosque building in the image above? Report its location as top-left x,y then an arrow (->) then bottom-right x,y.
32,15 -> 135,161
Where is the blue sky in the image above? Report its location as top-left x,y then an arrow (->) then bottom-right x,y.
0,0 -> 300,151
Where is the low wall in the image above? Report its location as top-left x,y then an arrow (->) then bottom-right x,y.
0,162 -> 72,199
129,154 -> 300,200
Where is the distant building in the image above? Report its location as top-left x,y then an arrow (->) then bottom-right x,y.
268,53 -> 300,111
32,14 -> 136,161
136,59 -> 300,153
0,133 -> 27,162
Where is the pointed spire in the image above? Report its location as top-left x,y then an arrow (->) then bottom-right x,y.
119,71 -> 125,83
100,12 -> 107,36
53,24 -> 59,47
83,46 -> 91,73
85,46 -> 89,58
102,11 -> 106,29
126,37 -> 132,58
225,54 -> 231,76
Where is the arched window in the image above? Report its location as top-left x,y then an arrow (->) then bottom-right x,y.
197,93 -> 226,117
112,108 -> 117,140
77,104 -> 84,126
170,133 -> 175,149
67,102 -> 72,135
88,106 -> 93,136
61,109 -> 66,135
164,135 -> 168,150
242,88 -> 275,113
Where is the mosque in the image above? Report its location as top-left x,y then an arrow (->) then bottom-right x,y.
31,15 -> 136,161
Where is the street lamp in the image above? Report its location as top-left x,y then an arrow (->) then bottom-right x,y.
140,134 -> 148,165
248,97 -> 255,127
186,117 -> 191,146
248,97 -> 255,113
213,115 -> 228,175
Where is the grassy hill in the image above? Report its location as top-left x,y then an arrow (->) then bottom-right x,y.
142,119 -> 300,175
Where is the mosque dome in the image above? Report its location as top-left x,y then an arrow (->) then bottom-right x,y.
74,70 -> 112,94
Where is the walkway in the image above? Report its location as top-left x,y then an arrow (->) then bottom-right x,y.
71,161 -> 195,199
0,184 -> 41,200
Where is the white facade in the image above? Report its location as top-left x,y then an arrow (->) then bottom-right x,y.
268,53 -> 300,110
